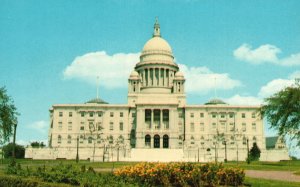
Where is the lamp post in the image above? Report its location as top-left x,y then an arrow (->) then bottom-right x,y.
223,140 -> 227,162
76,136 -> 79,163
247,138 -> 250,164
12,119 -> 17,164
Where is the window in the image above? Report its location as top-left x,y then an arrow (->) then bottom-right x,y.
110,112 -> 114,117
212,113 -> 217,118
220,114 -> 225,118
89,112 -> 93,117
252,123 -> 256,131
212,123 -> 216,129
79,135 -> 84,143
220,122 -> 225,130
190,123 -> 194,132
178,122 -> 183,131
68,122 -> 72,131
89,122 -> 94,131
120,112 -> 123,117
145,135 -> 151,147
229,113 -> 234,118
59,112 -> 63,117
69,112 -> 72,117
81,112 -> 85,117
98,112 -> 102,117
252,112 -> 256,118
119,122 -> 123,131
243,137 -> 247,145
110,122 -> 113,130
253,136 -> 257,142
200,123 -> 204,131
88,137 -> 93,144
132,112 -> 136,117
58,122 -> 62,129
108,136 -> 113,144
58,135 -> 62,144
242,113 -> 246,118
200,113 -> 204,118
163,135 -> 169,148
190,113 -> 194,118
178,112 -> 183,118
242,123 -> 246,131
190,136 -> 195,144
97,124 -> 102,131
229,123 -> 234,131
67,135 -> 71,144
80,126 -> 84,131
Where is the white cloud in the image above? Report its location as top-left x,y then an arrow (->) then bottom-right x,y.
223,94 -> 262,105
233,43 -> 300,66
63,51 -> 140,89
258,79 -> 294,98
233,44 -> 280,64
178,64 -> 242,94
27,120 -> 48,134
280,53 -> 300,66
289,71 -> 300,79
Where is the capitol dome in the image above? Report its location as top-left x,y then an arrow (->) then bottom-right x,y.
142,37 -> 172,53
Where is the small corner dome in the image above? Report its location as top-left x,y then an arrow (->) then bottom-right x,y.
129,70 -> 139,79
142,37 -> 172,53
205,98 -> 228,105
86,98 -> 108,104
175,71 -> 184,77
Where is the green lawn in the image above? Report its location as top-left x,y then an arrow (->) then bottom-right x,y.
245,177 -> 300,187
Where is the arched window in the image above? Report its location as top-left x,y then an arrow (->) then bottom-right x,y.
145,134 -> 151,147
58,135 -> 62,144
67,135 -> 71,144
200,136 -> 205,145
253,136 -> 257,142
163,135 -> 169,148
154,134 -> 160,148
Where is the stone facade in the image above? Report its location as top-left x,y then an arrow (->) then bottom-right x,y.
25,19 -> 289,162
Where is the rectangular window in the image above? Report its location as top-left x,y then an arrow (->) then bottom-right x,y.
200,123 -> 204,131
110,112 -> 114,117
220,122 -> 225,129
98,112 -> 102,117
252,123 -> 256,131
81,112 -> 85,117
178,112 -> 183,118
190,123 -> 194,132
110,122 -> 113,130
220,114 -> 225,118
59,112 -> 63,117
229,123 -> 234,131
89,112 -> 93,117
229,113 -> 234,118
212,123 -> 216,129
132,112 -> 136,117
80,126 -> 84,131
68,122 -> 72,130
242,123 -> 246,131
58,122 -> 62,129
120,112 -> 123,117
190,113 -> 194,118
200,113 -> 204,118
252,112 -> 256,118
97,124 -> 102,131
69,112 -> 72,117
89,122 -> 94,131
119,122 -> 123,131
212,113 -> 217,118
242,113 -> 246,118
178,122 -> 183,131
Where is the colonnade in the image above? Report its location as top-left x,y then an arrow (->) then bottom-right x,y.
140,68 -> 174,87
145,109 -> 169,130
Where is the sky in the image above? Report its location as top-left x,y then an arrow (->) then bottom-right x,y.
0,0 -> 300,156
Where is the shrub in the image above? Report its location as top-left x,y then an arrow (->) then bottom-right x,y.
114,162 -> 245,186
2,143 -> 25,158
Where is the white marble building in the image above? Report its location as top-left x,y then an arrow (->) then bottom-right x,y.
25,19 -> 289,162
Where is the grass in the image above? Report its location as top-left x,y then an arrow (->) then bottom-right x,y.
245,177 -> 300,187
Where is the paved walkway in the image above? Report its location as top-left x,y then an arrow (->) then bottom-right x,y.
245,170 -> 300,182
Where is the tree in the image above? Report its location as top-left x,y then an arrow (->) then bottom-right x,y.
30,141 -> 45,148
249,142 -> 261,161
0,87 -> 18,145
261,84 -> 300,145
2,143 -> 25,159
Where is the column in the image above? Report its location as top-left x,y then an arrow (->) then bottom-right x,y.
151,109 -> 154,130
147,68 -> 150,86
164,69 -> 167,87
160,109 -> 163,130
143,70 -> 146,86
154,68 -> 157,86
158,68 -> 161,86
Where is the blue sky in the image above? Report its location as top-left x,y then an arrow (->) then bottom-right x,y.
1,0 -> 300,155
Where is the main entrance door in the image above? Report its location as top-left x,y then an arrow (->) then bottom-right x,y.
154,134 -> 160,148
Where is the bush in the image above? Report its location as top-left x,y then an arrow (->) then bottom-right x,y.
114,162 -> 245,186
249,142 -> 261,161
2,143 -> 25,158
